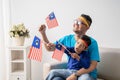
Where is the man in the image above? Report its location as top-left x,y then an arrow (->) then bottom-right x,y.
39,14 -> 100,80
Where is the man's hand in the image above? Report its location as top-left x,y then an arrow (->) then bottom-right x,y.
66,74 -> 77,80
71,53 -> 80,61
39,24 -> 46,34
46,43 -> 55,51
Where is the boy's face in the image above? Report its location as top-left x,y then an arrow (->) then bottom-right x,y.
74,39 -> 86,54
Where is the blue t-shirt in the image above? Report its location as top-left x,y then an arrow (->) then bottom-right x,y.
56,34 -> 100,78
64,47 -> 90,70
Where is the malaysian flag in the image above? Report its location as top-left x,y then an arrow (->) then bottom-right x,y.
46,12 -> 59,29
52,41 -> 65,61
28,36 -> 42,62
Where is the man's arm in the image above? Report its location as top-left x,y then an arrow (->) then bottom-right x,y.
39,24 -> 55,51
66,61 -> 97,80
75,61 -> 97,75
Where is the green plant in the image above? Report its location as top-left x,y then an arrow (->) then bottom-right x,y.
9,23 -> 30,38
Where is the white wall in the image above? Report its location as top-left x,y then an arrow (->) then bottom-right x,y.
7,0 -> 120,80
10,0 -> 120,48
0,0 -> 6,80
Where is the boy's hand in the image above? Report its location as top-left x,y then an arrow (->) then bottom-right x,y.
71,53 -> 80,61
39,24 -> 46,34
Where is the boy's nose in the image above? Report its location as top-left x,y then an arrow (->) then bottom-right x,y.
76,47 -> 79,50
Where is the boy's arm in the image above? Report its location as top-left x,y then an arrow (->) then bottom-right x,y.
64,47 -> 72,55
39,24 -> 55,51
71,54 -> 80,61
64,47 -> 80,61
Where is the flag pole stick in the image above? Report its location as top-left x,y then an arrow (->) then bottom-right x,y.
41,40 -> 72,55
57,41 -> 72,55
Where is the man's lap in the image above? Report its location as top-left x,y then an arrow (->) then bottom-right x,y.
46,69 -> 95,80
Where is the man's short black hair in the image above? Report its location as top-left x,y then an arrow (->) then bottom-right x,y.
80,35 -> 91,47
81,14 -> 92,26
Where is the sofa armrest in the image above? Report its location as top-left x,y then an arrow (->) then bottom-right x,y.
43,61 -> 67,80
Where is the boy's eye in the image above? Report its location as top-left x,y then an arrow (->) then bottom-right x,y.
77,42 -> 80,44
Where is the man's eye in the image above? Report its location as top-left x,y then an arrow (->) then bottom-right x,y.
81,22 -> 86,26
78,22 -> 81,25
74,20 -> 78,24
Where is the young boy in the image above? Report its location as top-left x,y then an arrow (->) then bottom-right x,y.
46,35 -> 91,80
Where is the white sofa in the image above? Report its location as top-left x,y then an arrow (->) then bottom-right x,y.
43,47 -> 120,80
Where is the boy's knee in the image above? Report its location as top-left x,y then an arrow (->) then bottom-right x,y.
49,70 -> 58,75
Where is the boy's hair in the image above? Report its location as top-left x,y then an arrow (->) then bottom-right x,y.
81,14 -> 92,26
80,35 -> 91,47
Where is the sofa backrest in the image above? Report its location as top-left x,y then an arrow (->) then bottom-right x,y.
97,47 -> 120,80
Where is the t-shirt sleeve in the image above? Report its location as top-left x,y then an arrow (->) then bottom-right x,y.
88,39 -> 100,62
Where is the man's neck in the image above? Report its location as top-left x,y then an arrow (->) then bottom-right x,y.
74,34 -> 83,41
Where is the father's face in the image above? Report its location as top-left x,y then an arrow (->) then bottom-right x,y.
73,18 -> 89,35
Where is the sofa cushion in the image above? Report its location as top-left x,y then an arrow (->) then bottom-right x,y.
97,47 -> 120,80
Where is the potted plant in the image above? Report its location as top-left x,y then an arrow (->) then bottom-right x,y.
9,23 -> 30,46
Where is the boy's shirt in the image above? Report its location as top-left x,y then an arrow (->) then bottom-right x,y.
64,47 -> 90,70
55,42 -> 90,70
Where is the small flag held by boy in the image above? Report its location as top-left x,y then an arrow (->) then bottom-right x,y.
52,41 -> 65,61
45,12 -> 59,29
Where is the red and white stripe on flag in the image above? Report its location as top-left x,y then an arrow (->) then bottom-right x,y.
52,47 -> 65,61
28,44 -> 42,62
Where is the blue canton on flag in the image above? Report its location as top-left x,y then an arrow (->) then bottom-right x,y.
32,36 -> 40,48
56,41 -> 62,50
49,12 -> 55,20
